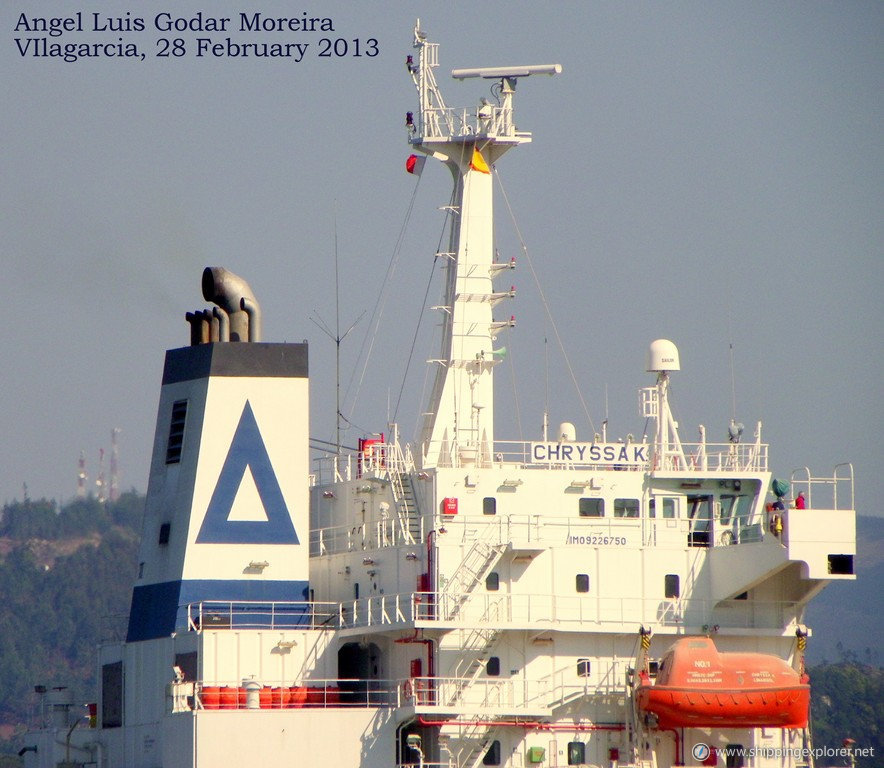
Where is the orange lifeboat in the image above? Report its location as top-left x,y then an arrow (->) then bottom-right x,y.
636,637 -> 809,729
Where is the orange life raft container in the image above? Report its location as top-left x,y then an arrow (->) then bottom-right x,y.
636,637 -> 809,729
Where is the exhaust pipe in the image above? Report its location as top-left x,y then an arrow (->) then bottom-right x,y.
201,267 -> 262,342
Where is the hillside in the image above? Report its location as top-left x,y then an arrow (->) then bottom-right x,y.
0,494 -> 142,754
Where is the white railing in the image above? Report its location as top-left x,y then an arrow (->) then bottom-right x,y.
312,438 -> 769,483
311,441 -> 415,486
175,678 -> 400,713
418,106 -> 516,141
180,591 -> 802,635
400,676 -> 550,714
339,592 -> 803,633
184,600 -> 338,632
789,463 -> 855,510
310,516 -> 426,557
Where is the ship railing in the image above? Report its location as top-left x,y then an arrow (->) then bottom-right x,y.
310,516 -> 425,557
184,600 -> 339,633
311,440 -> 415,485
399,676 -> 550,715
312,438 -> 769,478
789,463 -> 855,510
533,660 -> 628,710
339,591 -> 804,632
310,509 -> 773,559
419,439 -> 768,471
419,106 -> 515,141
177,678 -> 400,712
430,512 -> 774,551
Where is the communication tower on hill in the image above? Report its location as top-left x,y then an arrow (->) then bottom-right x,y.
76,451 -> 87,498
109,428 -> 121,502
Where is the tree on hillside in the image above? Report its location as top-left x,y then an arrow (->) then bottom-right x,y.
810,662 -> 882,768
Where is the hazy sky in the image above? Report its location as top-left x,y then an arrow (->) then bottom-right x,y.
2,1 -> 881,514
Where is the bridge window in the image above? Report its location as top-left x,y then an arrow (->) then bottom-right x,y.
576,574 -> 590,593
614,498 -> 639,518
483,497 -> 497,515
650,497 -> 676,518
687,494 -> 713,546
579,498 -> 604,517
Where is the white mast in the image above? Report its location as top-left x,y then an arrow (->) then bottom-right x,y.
408,20 -> 560,468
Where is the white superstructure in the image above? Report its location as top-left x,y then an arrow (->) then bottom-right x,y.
23,21 -> 856,768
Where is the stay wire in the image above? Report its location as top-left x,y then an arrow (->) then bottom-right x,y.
392,181 -> 458,426
494,167 -> 596,435
342,175 -> 423,428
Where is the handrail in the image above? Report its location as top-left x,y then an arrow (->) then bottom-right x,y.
184,600 -> 338,633
340,591 -> 804,632
312,439 -> 771,482
178,592 -> 804,635
790,463 -> 855,510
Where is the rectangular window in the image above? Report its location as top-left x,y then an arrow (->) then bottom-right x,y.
688,495 -> 713,546
158,522 -> 171,545
567,742 -> 586,765
719,494 -> 737,525
578,498 -> 604,517
486,572 -> 500,591
614,498 -> 639,518
165,399 -> 188,464
577,658 -> 591,676
486,657 -> 501,676
101,661 -> 123,728
483,497 -> 497,515
665,574 -> 680,599
575,574 -> 590,593
650,497 -> 677,519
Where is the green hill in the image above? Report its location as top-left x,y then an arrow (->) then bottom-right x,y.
0,493 -> 141,755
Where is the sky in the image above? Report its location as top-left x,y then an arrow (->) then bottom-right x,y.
2,1 -> 881,514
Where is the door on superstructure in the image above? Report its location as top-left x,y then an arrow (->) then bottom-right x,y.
648,495 -> 680,546
338,641 -> 384,705
687,494 -> 713,546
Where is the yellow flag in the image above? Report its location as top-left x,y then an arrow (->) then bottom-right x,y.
470,148 -> 491,174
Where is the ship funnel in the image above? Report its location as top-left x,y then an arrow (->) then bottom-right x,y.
201,267 -> 262,342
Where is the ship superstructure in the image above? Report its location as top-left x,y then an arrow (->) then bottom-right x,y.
23,22 -> 856,768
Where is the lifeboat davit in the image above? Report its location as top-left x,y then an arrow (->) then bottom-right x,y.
636,637 -> 809,729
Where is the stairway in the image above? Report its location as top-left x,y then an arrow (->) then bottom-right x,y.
441,525 -> 507,622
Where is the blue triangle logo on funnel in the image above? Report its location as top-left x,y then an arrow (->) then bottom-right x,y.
197,401 -> 299,544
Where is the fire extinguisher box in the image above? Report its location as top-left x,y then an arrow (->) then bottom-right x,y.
441,497 -> 458,515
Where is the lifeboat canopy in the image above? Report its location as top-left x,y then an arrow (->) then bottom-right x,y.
636,637 -> 809,729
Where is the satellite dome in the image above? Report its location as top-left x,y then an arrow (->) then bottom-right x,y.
646,339 -> 681,372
